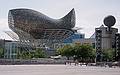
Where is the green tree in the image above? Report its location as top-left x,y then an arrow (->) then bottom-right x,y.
34,48 -> 46,58
102,49 -> 114,61
17,48 -> 46,59
19,51 -> 31,59
74,44 -> 95,62
57,44 -> 74,60
0,48 -> 4,58
57,44 -> 95,62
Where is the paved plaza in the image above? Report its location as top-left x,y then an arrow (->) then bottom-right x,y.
0,65 -> 120,75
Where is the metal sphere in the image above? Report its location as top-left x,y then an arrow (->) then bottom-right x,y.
103,15 -> 116,27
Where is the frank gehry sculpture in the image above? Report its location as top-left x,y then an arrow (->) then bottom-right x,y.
8,8 -> 76,44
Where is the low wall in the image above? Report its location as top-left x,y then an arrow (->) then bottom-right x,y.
0,58 -> 73,65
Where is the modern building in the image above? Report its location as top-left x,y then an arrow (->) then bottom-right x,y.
0,39 -> 12,50
73,38 -> 95,48
63,32 -> 85,43
0,39 -> 19,59
0,39 -> 5,49
95,15 -> 120,61
4,41 -> 19,59
95,25 -> 118,50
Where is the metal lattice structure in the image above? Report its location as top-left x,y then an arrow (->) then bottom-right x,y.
8,8 -> 76,50
4,31 -> 19,41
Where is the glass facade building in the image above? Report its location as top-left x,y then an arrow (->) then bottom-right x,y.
63,33 -> 85,43
4,42 -> 18,59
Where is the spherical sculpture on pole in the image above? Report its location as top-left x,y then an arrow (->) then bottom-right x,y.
103,15 -> 116,27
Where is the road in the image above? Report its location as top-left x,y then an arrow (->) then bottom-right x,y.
0,65 -> 120,75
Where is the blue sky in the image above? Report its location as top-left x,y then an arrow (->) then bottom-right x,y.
0,0 -> 120,40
